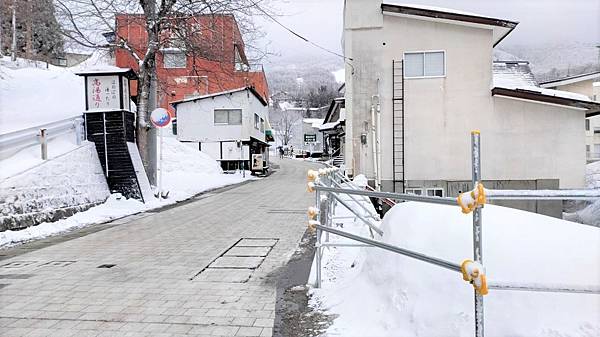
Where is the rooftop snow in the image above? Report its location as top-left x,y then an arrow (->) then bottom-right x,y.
492,62 -> 593,103
492,62 -> 538,88
303,118 -> 324,128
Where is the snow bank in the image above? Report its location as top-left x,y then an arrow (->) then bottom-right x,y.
312,202 -> 600,336
0,58 -> 84,134
0,142 -> 110,231
0,138 -> 255,247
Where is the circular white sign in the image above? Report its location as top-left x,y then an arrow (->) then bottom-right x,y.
150,108 -> 171,128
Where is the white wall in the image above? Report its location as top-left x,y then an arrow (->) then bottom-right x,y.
344,2 -> 585,189
380,14 -> 494,184
176,89 -> 268,143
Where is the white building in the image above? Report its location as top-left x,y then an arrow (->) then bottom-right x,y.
172,87 -> 270,172
540,72 -> 600,161
343,1 -> 600,216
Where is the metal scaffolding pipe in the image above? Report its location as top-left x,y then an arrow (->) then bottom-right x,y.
315,184 -> 457,206
486,189 -> 600,201
329,192 -> 383,236
488,282 -> 600,295
315,224 -> 461,273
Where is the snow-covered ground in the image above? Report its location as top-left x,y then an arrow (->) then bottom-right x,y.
310,181 -> 600,336
0,137 -> 256,248
0,56 -> 84,133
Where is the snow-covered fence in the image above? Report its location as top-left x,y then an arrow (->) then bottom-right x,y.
0,116 -> 84,160
307,131 -> 600,337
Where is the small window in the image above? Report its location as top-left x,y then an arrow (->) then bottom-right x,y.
404,51 -> 445,78
586,119 -> 590,131
164,51 -> 187,68
586,145 -> 590,152
214,109 -> 242,125
254,114 -> 260,129
426,188 -> 444,197
260,118 -> 265,133
172,119 -> 177,135
405,188 -> 423,195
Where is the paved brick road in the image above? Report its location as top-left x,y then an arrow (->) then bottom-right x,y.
0,158 -> 317,337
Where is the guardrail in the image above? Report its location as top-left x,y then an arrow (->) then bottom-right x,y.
0,116 -> 85,160
306,131 -> 600,337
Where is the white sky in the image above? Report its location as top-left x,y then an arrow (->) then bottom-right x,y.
257,0 -> 600,60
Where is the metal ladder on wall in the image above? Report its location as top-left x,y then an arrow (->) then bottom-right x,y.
392,60 -> 405,193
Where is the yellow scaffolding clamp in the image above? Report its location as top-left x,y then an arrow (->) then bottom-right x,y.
461,259 -> 489,295
457,182 -> 487,214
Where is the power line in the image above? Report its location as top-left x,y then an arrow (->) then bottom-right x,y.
256,6 -> 352,62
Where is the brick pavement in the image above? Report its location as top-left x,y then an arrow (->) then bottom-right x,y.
0,158 -> 317,337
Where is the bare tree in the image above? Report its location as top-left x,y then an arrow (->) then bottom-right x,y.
272,108 -> 301,146
54,0 -> 270,177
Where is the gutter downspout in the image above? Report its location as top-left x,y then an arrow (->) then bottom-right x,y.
371,93 -> 380,190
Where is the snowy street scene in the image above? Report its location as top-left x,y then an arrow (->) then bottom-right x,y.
0,0 -> 599,336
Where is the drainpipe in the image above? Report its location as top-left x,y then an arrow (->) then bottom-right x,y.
370,94 -> 380,190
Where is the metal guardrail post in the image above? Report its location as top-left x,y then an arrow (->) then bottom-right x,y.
471,131 -> 484,337
39,128 -> 48,160
315,186 -> 322,288
74,118 -> 84,146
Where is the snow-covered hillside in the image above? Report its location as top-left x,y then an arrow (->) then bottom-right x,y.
311,201 -> 599,336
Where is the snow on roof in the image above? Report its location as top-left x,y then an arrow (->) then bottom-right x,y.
303,118 -> 324,128
319,121 -> 340,131
170,87 -> 268,106
539,71 -> 600,88
492,61 -> 538,88
492,61 -> 596,105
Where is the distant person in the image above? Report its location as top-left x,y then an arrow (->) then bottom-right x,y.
279,147 -> 284,159
290,146 -> 294,157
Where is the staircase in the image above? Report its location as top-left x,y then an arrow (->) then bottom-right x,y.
332,154 -> 345,168
85,111 -> 143,201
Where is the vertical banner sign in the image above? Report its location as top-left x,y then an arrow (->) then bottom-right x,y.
86,75 -> 120,111
122,78 -> 130,111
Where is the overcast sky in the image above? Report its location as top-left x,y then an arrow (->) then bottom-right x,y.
257,0 -> 600,61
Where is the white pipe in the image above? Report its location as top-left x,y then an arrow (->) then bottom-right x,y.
371,95 -> 380,190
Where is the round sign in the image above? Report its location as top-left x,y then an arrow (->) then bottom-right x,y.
150,108 -> 171,128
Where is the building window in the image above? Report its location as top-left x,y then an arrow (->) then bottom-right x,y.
172,118 -> 177,135
586,119 -> 590,131
214,109 -> 242,125
254,114 -> 260,129
426,188 -> 444,197
404,51 -> 445,78
163,51 -> 187,68
405,188 -> 423,195
260,118 -> 265,133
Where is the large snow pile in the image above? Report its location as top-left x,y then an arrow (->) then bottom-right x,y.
0,57 -> 84,134
0,138 -> 255,247
311,202 -> 600,336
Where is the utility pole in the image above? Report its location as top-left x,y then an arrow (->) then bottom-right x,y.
11,0 -> 17,61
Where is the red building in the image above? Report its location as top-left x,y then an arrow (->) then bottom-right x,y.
115,14 -> 269,114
